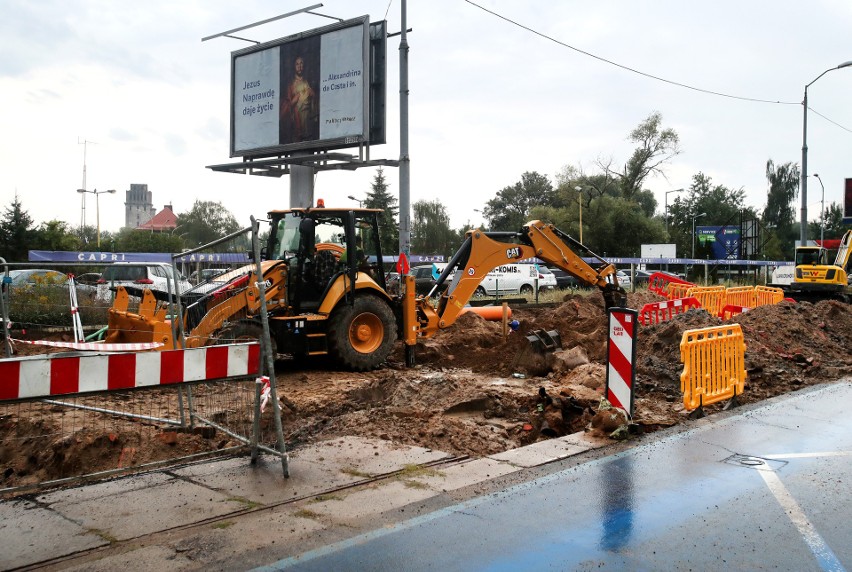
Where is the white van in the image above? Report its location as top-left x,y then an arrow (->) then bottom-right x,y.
472,263 -> 544,296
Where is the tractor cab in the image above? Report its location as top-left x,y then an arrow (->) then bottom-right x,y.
267,206 -> 386,312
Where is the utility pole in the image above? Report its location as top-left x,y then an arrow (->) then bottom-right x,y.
398,0 -> 411,259
77,138 -> 95,235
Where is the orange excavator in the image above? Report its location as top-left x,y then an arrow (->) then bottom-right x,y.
106,208 -> 626,371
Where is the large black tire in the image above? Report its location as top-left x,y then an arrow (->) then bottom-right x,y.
520,284 -> 534,295
327,295 -> 397,371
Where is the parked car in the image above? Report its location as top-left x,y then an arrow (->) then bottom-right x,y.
548,267 -> 591,290
99,263 -> 192,295
3,269 -> 99,300
616,270 -> 631,289
632,269 -> 653,286
411,264 -> 439,296
6,269 -> 67,286
535,265 -> 558,290
74,272 -> 103,287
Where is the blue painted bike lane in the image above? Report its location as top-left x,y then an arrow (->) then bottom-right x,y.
259,381 -> 852,571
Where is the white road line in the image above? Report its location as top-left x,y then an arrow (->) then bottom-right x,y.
762,452 -> 852,460
757,466 -> 846,572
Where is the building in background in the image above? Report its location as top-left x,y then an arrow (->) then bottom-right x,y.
136,204 -> 177,233
124,184 -> 156,229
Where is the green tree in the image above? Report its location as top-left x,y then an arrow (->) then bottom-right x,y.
483,171 -> 555,231
573,195 -> 665,257
411,199 -> 456,255
177,200 -> 242,248
0,196 -> 35,261
599,112 -> 681,199
810,202 -> 849,241
668,173 -> 754,259
762,160 -> 800,259
112,227 -> 186,253
32,220 -> 81,251
363,167 -> 399,256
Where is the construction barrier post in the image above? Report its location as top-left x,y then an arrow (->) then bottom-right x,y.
605,307 -> 638,418
679,324 -> 747,416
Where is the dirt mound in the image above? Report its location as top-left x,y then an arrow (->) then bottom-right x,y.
3,293 -> 851,491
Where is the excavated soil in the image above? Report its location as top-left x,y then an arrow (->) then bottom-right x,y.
3,291 -> 852,490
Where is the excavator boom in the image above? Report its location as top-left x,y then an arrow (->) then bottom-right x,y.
408,220 -> 627,341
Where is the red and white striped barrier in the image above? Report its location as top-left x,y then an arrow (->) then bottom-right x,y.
605,308 -> 638,418
637,296 -> 701,326
13,339 -> 164,352
0,343 -> 260,401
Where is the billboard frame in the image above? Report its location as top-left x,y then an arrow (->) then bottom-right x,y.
229,16 -> 374,159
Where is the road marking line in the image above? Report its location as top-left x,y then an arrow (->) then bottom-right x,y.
757,466 -> 846,572
762,451 -> 852,460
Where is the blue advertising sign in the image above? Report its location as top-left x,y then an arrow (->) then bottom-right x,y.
696,226 -> 740,260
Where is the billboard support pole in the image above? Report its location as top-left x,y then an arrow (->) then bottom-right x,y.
398,0 -> 411,260
290,163 -> 315,209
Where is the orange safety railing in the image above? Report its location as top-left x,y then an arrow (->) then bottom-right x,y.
648,272 -> 694,297
638,296 -> 702,326
725,286 -> 756,309
755,285 -> 785,307
685,286 -> 726,316
719,304 -> 749,320
680,324 -> 747,411
666,282 -> 694,300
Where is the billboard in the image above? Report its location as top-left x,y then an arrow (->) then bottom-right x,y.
844,178 -> 852,224
696,226 -> 741,259
230,16 -> 382,158
640,244 -> 677,258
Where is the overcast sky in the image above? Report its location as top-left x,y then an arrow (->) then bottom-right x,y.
2,0 -> 850,241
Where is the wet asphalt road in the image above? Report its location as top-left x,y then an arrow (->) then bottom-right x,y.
258,381 -> 852,571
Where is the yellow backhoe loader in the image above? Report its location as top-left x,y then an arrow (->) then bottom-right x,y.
106,207 -> 627,371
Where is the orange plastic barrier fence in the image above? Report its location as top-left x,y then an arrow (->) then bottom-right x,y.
638,296 -> 702,326
685,286 -> 726,316
648,272 -> 694,297
725,286 -> 756,309
719,304 -> 749,320
680,324 -> 747,411
755,285 -> 784,307
666,282 -> 694,300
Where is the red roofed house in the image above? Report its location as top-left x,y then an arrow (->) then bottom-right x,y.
137,204 -> 177,233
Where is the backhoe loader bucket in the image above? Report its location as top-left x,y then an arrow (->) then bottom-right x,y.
602,284 -> 628,311
524,329 -> 562,354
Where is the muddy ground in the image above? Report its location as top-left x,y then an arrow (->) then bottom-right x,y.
2,291 -> 852,490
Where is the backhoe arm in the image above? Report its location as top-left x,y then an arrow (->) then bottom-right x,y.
409,220 -> 627,340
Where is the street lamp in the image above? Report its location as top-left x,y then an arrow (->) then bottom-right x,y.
665,188 -> 684,232
691,212 -> 706,259
574,186 -> 583,243
347,195 -> 362,208
800,60 -> 852,246
812,173 -> 826,245
77,188 -> 116,249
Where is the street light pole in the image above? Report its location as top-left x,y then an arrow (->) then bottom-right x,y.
692,212 -> 707,259
813,173 -> 826,245
800,60 -> 852,246
665,188 -> 684,233
346,195 -> 362,208
77,188 -> 116,249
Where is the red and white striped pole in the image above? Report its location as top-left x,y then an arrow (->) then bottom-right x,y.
605,307 -> 638,418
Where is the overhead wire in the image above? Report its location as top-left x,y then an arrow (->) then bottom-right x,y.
462,0 -> 802,107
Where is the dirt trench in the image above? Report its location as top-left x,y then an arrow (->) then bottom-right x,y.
3,291 -> 852,488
